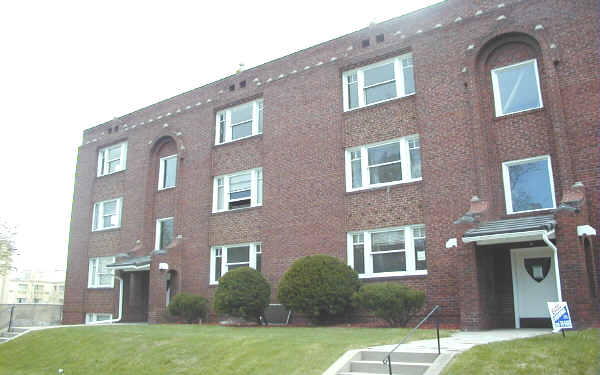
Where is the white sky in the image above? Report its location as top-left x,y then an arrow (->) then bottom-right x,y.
0,0 -> 442,273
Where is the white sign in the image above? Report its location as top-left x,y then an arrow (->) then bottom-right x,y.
547,302 -> 572,332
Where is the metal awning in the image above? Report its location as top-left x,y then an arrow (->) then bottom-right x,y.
106,256 -> 151,271
463,215 -> 556,245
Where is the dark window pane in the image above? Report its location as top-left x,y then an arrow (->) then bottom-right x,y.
508,159 -> 553,212
373,252 -> 406,273
228,264 -> 249,270
410,148 -> 421,179
372,230 -> 405,252
368,143 -> 401,165
496,62 -> 541,114
403,65 -> 415,95
232,121 -> 252,140
365,81 -> 397,104
230,190 -> 251,200
229,199 -> 251,210
351,159 -> 362,188
414,238 -> 427,271
369,163 -> 402,184
219,115 -> 226,143
364,63 -> 395,86
228,246 -> 250,263
164,157 -> 177,187
256,253 -> 262,273
353,244 -> 365,274
160,219 -> 174,249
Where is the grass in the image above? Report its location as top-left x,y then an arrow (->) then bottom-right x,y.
442,329 -> 600,375
0,324 -> 449,375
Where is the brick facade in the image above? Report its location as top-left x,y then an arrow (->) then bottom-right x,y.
64,0 -> 599,329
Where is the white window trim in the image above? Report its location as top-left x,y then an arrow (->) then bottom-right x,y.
209,242 -> 262,285
347,225 -> 427,279
345,135 -> 422,192
97,142 -> 128,177
342,53 -> 414,112
85,313 -> 113,324
502,155 -> 556,215
215,99 -> 264,145
491,59 -> 543,117
155,217 -> 174,250
92,198 -> 123,232
158,154 -> 178,190
88,257 -> 115,288
212,168 -> 263,213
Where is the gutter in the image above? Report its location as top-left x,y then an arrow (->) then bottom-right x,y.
87,275 -> 124,325
542,229 -> 563,302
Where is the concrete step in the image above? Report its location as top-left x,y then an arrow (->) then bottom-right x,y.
360,351 -> 438,364
349,360 -> 430,375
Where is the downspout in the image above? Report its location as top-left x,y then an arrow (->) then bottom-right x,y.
88,275 -> 124,324
542,229 -> 563,302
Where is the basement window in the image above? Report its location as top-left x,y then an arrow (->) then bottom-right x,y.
215,99 -> 263,144
85,313 -> 113,323
491,59 -> 543,116
210,243 -> 262,284
213,168 -> 262,213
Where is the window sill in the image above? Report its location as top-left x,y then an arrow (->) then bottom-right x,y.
97,169 -> 126,179
493,106 -> 544,120
214,133 -> 263,148
505,207 -> 556,216
157,186 -> 176,192
91,226 -> 121,233
87,287 -> 115,290
358,271 -> 428,279
346,178 -> 422,195
212,205 -> 263,216
343,93 -> 415,115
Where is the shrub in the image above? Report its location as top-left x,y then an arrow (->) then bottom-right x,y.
277,254 -> 360,323
168,293 -> 208,323
214,267 -> 271,324
354,282 -> 425,327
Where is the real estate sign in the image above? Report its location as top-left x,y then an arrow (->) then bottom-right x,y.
547,302 -> 572,332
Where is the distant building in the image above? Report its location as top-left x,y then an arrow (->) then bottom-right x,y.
1,270 -> 65,305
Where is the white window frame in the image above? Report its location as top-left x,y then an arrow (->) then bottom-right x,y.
212,168 -> 263,213
345,135 -> 421,192
491,59 -> 543,117
92,198 -> 123,231
85,313 -> 113,324
88,256 -> 115,288
209,242 -> 262,285
215,99 -> 264,145
502,155 -> 556,215
97,142 -> 128,177
347,225 -> 427,279
155,217 -> 174,250
158,154 -> 178,190
342,53 -> 414,111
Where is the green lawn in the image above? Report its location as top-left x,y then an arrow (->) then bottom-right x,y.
0,324 -> 448,375
442,329 -> 600,375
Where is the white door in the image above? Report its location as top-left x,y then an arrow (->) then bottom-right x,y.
511,247 -> 558,328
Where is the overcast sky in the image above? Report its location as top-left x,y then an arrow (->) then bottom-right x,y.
0,0 -> 442,274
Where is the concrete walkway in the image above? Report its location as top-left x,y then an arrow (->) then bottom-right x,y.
369,329 -> 552,354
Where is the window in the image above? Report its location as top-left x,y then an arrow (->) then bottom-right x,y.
343,53 -> 414,111
213,168 -> 263,212
155,217 -> 174,250
491,59 -> 543,116
345,136 -> 421,191
88,256 -> 115,288
502,155 -> 556,214
85,313 -> 113,324
215,99 -> 263,144
18,283 -> 28,293
210,243 -> 262,284
158,154 -> 177,190
347,225 -> 427,278
92,198 -> 122,231
97,142 -> 127,177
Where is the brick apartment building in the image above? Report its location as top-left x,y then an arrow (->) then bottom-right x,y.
64,0 -> 599,329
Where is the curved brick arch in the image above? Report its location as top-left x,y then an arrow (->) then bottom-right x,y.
148,133 -> 186,159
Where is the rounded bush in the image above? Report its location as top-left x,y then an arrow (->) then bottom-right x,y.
168,293 -> 208,323
355,282 -> 425,327
277,254 -> 360,323
214,267 -> 271,324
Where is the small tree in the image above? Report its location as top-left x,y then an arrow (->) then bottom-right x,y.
214,267 -> 271,324
277,254 -> 360,323
168,294 -> 208,323
355,282 -> 425,327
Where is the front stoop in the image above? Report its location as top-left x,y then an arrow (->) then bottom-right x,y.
325,350 -> 451,375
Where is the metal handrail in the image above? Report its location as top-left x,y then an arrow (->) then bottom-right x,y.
0,305 -> 16,332
382,305 -> 441,375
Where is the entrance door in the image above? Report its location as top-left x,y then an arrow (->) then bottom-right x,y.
511,247 -> 558,328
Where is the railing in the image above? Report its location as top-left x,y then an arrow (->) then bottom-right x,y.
382,305 -> 441,375
0,305 -> 15,332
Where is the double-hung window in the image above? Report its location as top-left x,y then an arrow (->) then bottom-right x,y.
155,217 -> 174,250
88,256 -> 115,288
210,243 -> 262,284
343,53 -> 415,111
347,225 -> 427,278
215,99 -> 263,144
491,59 -> 543,116
213,168 -> 263,212
158,155 -> 177,190
502,155 -> 556,214
92,198 -> 122,231
85,313 -> 113,324
345,136 -> 421,191
97,142 -> 127,177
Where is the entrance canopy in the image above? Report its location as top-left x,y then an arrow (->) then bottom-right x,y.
463,215 -> 556,245
106,256 -> 152,271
